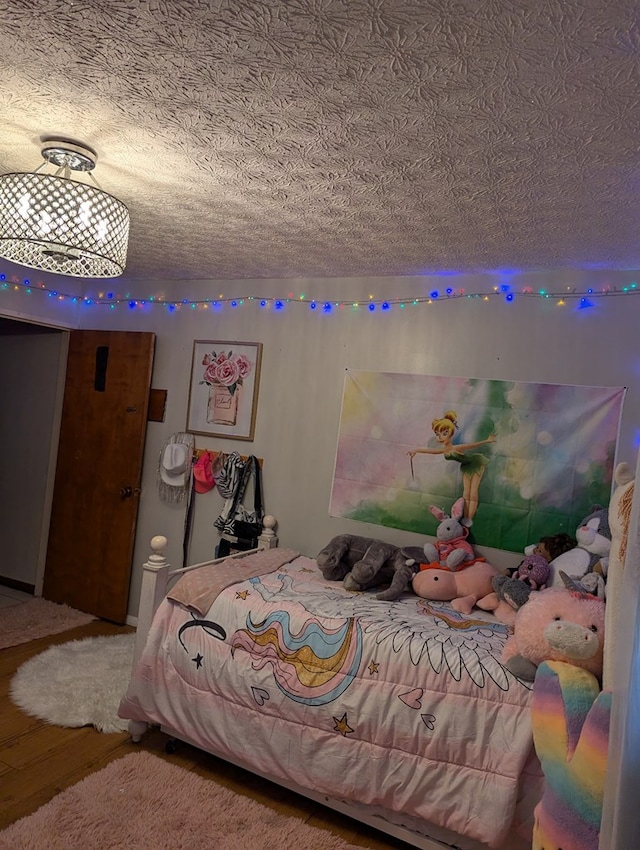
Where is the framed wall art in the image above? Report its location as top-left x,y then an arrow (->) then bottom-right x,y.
186,340 -> 262,440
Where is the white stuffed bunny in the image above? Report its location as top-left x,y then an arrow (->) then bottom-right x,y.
422,497 -> 476,571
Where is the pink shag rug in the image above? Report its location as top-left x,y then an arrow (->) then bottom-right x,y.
0,597 -> 95,649
0,752 -> 365,850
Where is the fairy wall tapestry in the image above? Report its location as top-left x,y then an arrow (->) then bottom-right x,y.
329,371 -> 626,553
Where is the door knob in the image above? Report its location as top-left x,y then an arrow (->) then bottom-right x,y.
120,486 -> 133,499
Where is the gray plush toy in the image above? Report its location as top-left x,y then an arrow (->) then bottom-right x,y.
316,534 -> 424,601
547,505 -> 612,584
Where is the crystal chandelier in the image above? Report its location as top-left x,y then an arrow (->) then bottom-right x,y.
0,138 -> 129,278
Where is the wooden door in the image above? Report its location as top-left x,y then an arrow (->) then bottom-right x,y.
43,330 -> 155,623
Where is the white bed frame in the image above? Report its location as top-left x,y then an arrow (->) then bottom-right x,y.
129,469 -> 640,850
130,515 -> 280,676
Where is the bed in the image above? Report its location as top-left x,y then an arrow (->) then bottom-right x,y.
118,513 -> 552,850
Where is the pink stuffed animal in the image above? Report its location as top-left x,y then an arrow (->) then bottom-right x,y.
411,560 -> 500,615
502,574 -> 606,682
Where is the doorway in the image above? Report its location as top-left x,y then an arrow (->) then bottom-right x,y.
0,317 -> 66,594
0,318 -> 155,623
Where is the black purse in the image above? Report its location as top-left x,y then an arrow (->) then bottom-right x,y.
217,456 -> 263,556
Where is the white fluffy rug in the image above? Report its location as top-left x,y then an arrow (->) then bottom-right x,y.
10,632 -> 135,734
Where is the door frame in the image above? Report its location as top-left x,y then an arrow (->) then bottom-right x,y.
34,328 -> 69,595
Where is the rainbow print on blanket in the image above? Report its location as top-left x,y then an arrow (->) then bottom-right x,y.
531,661 -> 612,850
329,371 -> 625,553
231,611 -> 363,706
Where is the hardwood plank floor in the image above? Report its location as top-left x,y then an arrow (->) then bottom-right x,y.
0,619 -> 415,849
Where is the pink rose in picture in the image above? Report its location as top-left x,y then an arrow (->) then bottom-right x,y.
235,354 -> 251,380
202,362 -> 218,384
215,357 -> 241,387
200,348 -> 252,396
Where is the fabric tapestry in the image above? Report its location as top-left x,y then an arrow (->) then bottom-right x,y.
330,371 -> 625,553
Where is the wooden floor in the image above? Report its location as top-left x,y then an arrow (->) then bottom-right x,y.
0,618 -> 416,849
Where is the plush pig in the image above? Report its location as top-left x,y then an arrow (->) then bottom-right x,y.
411,560 -> 500,615
502,574 -> 606,682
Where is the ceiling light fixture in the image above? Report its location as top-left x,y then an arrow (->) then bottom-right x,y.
0,137 -> 129,278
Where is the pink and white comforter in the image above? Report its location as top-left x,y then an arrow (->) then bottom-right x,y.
119,554 -> 536,848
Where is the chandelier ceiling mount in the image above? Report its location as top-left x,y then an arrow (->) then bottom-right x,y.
40,138 -> 98,174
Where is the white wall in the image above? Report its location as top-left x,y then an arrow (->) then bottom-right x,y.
2,266 -> 639,616
73,267 -> 640,617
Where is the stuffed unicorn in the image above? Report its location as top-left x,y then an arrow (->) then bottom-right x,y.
532,661 -> 612,850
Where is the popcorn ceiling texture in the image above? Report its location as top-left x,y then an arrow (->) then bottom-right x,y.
0,0 -> 637,283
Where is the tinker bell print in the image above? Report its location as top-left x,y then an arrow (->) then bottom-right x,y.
407,410 -> 496,520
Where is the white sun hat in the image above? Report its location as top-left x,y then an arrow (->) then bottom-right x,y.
157,432 -> 195,503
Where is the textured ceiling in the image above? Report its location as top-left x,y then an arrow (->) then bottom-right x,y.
0,0 -> 638,283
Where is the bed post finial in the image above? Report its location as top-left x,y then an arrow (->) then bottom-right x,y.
149,535 -> 168,563
259,515 -> 278,549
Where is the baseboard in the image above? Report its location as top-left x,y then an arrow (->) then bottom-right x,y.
126,614 -> 138,628
0,575 -> 35,595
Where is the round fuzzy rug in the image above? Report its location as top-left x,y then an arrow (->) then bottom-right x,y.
10,632 -> 135,733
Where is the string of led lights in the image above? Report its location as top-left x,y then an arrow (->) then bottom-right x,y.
1,270 -> 637,312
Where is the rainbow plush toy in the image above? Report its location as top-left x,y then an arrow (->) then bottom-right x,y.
531,661 -> 612,850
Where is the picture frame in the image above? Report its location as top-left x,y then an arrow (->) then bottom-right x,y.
186,340 -> 262,440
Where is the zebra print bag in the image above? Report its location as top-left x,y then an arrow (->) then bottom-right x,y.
216,455 -> 263,555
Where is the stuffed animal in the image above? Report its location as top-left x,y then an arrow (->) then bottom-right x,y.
501,573 -> 606,682
514,553 -> 551,590
411,559 -> 500,615
548,507 -> 611,586
475,573 -> 533,626
531,661 -> 612,850
575,507 -> 611,575
316,534 -> 423,601
477,554 -> 550,624
421,498 -> 477,570
568,571 -> 606,600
